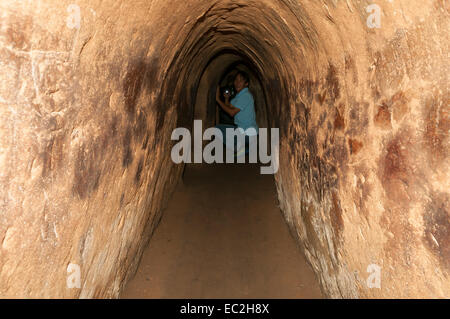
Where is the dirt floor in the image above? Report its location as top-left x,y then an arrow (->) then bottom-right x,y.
120,162 -> 323,298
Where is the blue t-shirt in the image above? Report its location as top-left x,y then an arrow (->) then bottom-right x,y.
231,87 -> 259,135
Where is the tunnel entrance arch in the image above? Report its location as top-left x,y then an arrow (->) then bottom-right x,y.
192,49 -> 269,131
215,60 -> 268,130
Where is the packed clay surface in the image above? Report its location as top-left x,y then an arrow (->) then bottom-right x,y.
0,0 -> 448,298
121,163 -> 323,299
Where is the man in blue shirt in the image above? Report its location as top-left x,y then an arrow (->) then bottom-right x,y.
215,71 -> 259,157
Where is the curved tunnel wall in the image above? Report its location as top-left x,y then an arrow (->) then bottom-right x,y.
0,0 -> 448,298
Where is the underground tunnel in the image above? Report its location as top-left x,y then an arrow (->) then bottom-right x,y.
0,0 -> 448,298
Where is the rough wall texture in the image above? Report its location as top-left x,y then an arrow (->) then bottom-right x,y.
0,0 -> 448,298
0,0 -> 185,298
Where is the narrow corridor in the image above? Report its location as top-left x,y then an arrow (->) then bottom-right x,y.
121,163 -> 322,298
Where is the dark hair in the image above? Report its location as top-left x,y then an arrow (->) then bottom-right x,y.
235,70 -> 250,85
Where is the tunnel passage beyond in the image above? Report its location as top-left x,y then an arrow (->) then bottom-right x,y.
0,0 -> 448,298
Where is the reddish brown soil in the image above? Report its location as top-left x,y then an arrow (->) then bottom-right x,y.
121,162 -> 323,298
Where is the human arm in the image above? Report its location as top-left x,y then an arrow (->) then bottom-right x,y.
216,86 -> 241,117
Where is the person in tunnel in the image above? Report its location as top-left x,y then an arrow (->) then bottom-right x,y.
215,70 -> 259,158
